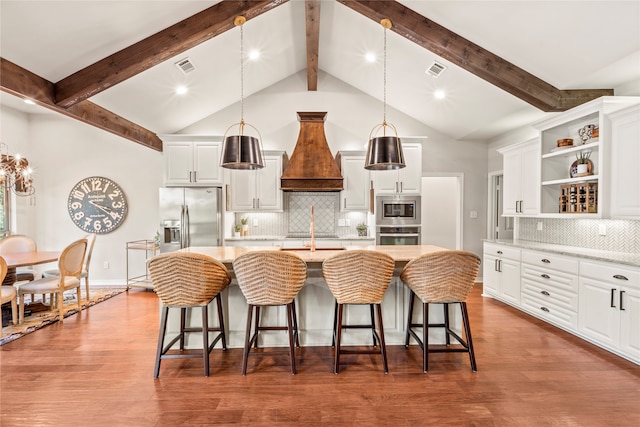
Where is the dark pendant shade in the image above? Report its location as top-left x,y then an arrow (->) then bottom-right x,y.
365,136 -> 406,170
220,135 -> 264,170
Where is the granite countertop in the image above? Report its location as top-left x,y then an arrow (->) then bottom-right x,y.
484,239 -> 640,267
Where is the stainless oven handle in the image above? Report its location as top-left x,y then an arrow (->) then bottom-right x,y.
378,233 -> 420,237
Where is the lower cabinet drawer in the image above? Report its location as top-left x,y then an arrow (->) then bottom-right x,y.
521,290 -> 578,331
521,265 -> 579,295
522,278 -> 579,312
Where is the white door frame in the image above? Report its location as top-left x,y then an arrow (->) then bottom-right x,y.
421,173 -> 463,250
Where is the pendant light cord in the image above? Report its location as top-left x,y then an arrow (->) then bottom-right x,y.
383,26 -> 387,126
240,24 -> 245,126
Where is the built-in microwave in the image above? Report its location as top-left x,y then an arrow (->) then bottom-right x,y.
376,195 -> 421,226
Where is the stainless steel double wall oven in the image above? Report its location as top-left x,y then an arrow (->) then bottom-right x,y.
375,195 -> 421,245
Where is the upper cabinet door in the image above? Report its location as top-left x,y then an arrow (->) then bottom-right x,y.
339,152 -> 369,211
610,104 -> 640,219
372,142 -> 422,194
499,138 -> 540,216
162,137 -> 222,187
164,141 -> 194,186
227,152 -> 283,212
193,142 -> 222,185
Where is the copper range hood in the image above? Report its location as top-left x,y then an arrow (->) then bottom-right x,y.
280,112 -> 343,191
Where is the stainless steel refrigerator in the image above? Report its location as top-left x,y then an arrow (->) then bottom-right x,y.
158,187 -> 222,253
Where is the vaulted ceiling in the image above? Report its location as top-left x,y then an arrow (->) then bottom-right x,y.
1,1 -> 639,151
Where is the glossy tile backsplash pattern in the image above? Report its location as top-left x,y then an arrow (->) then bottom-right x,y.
518,218 -> 639,254
288,192 -> 337,236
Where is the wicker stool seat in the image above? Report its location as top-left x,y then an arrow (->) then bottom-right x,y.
322,250 -> 395,374
148,252 -> 231,378
233,250 -> 307,375
400,250 -> 481,372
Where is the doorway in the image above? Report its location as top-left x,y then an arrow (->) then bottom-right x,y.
421,175 -> 463,250
487,172 -> 513,241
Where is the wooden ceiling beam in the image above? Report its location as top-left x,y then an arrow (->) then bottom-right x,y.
55,0 -> 288,108
305,0 -> 320,91
338,0 -> 612,112
1,58 -> 162,151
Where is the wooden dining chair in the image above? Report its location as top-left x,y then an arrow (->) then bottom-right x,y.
148,252 -> 231,378
400,250 -> 481,372
16,238 -> 87,325
0,234 -> 41,302
0,257 -> 18,327
42,233 -> 96,301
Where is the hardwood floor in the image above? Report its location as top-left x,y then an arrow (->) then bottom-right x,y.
1,285 -> 639,426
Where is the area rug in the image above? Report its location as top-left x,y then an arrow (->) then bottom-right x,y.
0,288 -> 126,346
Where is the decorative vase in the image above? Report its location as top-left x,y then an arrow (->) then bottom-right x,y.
577,163 -> 588,174
233,231 -> 240,237
357,229 -> 367,237
241,224 -> 249,236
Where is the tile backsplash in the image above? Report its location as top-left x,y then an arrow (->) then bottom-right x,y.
517,218 -> 639,254
233,192 -> 370,238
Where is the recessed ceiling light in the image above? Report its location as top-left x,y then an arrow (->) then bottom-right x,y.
23,99 -> 35,105
434,90 -> 446,100
248,50 -> 260,60
365,52 -> 376,63
175,85 -> 188,95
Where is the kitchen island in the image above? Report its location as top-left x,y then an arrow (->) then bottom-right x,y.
166,245 -> 462,349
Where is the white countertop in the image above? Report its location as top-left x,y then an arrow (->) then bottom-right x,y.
484,239 -> 640,267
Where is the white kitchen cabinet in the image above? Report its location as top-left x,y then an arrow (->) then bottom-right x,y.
162,136 -> 222,186
578,260 -> 640,363
227,151 -> 283,212
482,242 -> 521,305
520,250 -> 579,331
337,151 -> 370,211
610,104 -> 640,219
499,138 -> 540,216
371,143 -> 422,194
533,96 -> 640,217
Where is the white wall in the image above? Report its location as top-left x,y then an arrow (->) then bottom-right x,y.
1,105 -> 163,285
1,69 -> 490,284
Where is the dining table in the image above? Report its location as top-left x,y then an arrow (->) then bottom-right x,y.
1,251 -> 61,313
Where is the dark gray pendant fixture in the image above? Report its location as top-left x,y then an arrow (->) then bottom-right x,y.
220,16 -> 264,170
365,18 -> 405,171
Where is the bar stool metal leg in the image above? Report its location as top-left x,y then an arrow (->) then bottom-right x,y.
201,305 -> 210,377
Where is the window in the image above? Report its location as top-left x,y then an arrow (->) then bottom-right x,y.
0,181 -> 9,237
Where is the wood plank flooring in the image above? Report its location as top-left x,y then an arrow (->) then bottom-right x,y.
1,285 -> 639,426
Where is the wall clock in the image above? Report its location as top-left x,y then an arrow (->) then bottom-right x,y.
67,176 -> 128,234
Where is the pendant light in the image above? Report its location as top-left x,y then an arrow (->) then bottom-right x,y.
220,16 -> 265,170
365,18 -> 405,170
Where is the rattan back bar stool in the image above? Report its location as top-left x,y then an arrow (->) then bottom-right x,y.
233,250 -> 307,375
322,250 -> 395,374
148,252 -> 231,378
400,250 -> 481,372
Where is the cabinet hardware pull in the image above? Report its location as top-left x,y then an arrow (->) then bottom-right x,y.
498,259 -> 502,272
613,274 -> 628,281
193,171 -> 197,182
395,182 -> 399,193
610,288 -> 617,308
497,250 -> 503,254
620,291 -> 625,311
189,171 -> 193,182
515,201 -> 519,213
540,306 -> 550,313
541,274 -> 550,279
541,259 -> 551,263
252,198 -> 256,209
400,182 -> 403,192
494,259 -> 499,272
540,290 -> 550,296
256,198 -> 260,209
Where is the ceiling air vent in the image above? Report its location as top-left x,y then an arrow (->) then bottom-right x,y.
175,58 -> 196,75
426,61 -> 446,78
